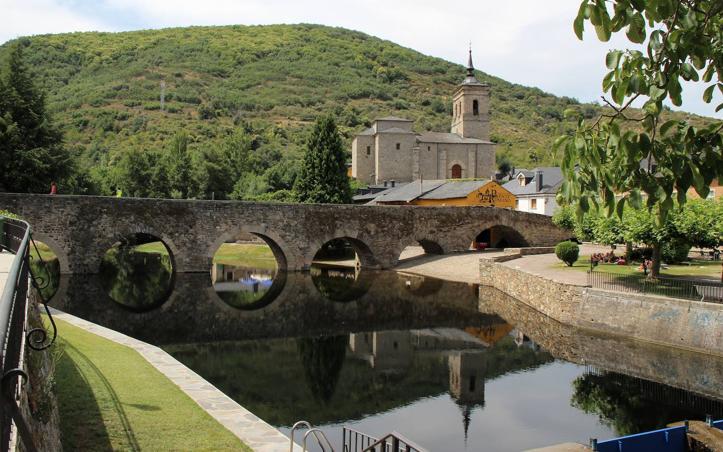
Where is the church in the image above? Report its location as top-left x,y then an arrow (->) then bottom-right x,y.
351,51 -> 496,185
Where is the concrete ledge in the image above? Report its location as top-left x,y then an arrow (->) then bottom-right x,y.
49,308 -> 294,452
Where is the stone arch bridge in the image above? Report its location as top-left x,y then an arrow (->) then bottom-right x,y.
0,194 -> 569,273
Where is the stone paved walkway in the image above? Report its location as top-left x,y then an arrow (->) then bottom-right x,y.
0,250 -> 16,297
49,308 -> 295,452
395,249 -> 507,284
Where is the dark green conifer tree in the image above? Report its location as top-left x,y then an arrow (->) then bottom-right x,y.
0,41 -> 70,193
294,115 -> 351,204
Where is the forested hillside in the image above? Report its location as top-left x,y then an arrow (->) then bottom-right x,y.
0,24 -> 710,198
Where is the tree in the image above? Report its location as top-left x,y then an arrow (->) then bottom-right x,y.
557,0 -> 723,276
0,41 -> 71,193
165,131 -> 192,198
294,115 -> 351,204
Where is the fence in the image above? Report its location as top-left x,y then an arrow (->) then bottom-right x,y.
587,270 -> 723,303
0,217 -> 33,451
342,428 -> 427,452
594,425 -> 688,452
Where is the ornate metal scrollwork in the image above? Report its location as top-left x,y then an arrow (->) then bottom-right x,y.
25,235 -> 58,351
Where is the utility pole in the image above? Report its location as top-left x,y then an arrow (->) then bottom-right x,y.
160,80 -> 166,112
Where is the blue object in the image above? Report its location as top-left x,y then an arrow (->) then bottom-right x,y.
596,426 -> 687,452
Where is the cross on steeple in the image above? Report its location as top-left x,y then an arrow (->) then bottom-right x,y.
467,42 -> 475,76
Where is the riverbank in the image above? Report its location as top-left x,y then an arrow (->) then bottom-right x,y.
51,309 -> 292,451
478,251 -> 723,357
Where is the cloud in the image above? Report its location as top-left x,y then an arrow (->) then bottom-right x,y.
0,0 -> 719,117
0,0 -> 113,44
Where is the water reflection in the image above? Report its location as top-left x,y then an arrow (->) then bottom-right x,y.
99,242 -> 173,312
212,264 -> 285,310
49,264 -> 723,451
310,265 -> 372,302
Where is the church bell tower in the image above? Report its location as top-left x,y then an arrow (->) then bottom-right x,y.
450,48 -> 490,141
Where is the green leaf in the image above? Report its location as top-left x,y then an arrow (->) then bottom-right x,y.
626,13 -> 646,43
614,78 -> 629,105
605,50 -> 622,69
703,84 -> 715,103
680,63 -> 699,82
649,85 -> 665,101
616,196 -> 626,219
574,15 -> 585,40
660,120 -> 678,136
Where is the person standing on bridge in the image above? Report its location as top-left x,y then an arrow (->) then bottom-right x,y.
49,181 -> 57,195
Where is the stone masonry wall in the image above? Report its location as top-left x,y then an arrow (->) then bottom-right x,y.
0,193 -> 570,274
479,255 -> 723,356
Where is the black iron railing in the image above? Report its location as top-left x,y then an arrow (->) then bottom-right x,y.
587,270 -> 723,303
341,428 -> 427,452
0,216 -> 57,452
0,217 -> 34,451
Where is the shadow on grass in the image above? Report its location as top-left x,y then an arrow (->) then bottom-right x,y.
57,341 -> 155,451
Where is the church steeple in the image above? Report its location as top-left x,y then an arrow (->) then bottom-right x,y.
451,45 -> 490,140
461,45 -> 483,86
467,45 -> 475,76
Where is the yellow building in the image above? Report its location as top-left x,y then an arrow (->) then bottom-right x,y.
370,179 -> 516,208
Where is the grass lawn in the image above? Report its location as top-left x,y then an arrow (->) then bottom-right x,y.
54,318 -> 250,451
213,243 -> 277,270
553,255 -> 721,279
134,241 -> 277,270
133,241 -> 169,255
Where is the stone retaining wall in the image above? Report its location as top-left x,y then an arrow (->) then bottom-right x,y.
479,255 -> 723,356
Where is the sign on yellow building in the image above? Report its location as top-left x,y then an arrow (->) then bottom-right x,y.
408,180 -> 516,208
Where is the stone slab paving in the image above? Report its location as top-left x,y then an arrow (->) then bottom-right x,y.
395,249 -> 507,284
49,308 -> 298,452
500,244 -> 610,286
0,250 -> 17,297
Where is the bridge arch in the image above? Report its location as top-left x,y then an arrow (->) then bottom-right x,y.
29,232 -> 70,274
96,226 -> 180,274
472,224 -> 530,249
206,225 -> 293,271
307,232 -> 379,269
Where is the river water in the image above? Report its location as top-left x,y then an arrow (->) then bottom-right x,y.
46,250 -> 723,452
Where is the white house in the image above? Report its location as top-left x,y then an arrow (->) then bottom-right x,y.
502,167 -> 562,216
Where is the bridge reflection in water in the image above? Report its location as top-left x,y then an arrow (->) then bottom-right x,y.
47,266 -> 723,451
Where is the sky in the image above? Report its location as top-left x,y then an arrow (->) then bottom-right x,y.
0,0 -> 719,118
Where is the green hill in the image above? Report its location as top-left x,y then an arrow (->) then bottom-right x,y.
0,24 -> 711,196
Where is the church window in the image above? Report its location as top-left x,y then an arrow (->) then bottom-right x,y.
396,143 -> 400,150
366,146 -> 371,156
451,164 -> 462,179
473,99 -> 479,116
427,146 -> 431,151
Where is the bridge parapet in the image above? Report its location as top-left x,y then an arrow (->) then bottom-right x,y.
0,194 -> 570,273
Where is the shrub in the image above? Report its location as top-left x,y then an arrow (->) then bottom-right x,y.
662,239 -> 691,264
555,241 -> 579,267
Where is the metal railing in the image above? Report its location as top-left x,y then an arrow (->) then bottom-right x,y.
360,432 -> 427,452
0,217 -> 34,452
587,270 -> 723,303
342,427 -> 378,452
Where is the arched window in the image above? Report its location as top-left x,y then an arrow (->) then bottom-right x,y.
451,164 -> 462,179
473,99 -> 479,116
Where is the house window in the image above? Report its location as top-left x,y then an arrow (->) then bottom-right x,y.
531,199 -> 537,209
396,143 -> 400,150
473,99 -> 479,116
515,200 -> 519,208
366,146 -> 371,156
451,164 -> 462,179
